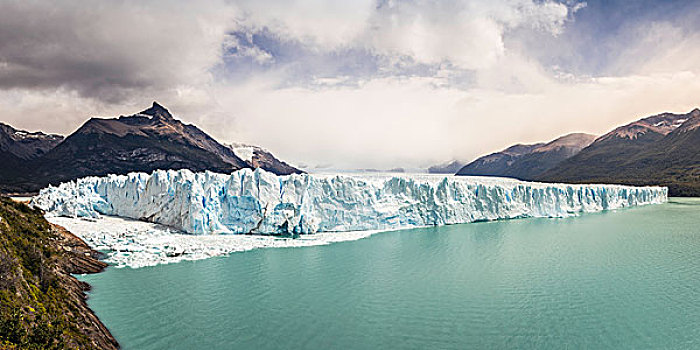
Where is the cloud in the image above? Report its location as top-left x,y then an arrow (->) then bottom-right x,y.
230,0 -> 376,48
611,21 -> 700,76
362,0 -> 572,70
2,0 -> 700,171
226,0 -> 578,72
204,70 -> 700,169
0,0 -> 233,102
0,0 -> 578,99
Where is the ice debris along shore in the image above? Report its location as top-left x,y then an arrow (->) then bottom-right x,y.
33,168 -> 668,235
46,216 -> 381,268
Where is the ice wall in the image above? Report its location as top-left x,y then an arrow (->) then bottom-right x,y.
32,169 -> 668,235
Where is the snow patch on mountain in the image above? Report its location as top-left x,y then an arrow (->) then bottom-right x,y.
227,143 -> 262,163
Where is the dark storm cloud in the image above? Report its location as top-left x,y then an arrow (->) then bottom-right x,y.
0,0 -> 230,102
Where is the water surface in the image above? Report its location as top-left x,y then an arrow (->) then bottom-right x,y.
81,198 -> 700,349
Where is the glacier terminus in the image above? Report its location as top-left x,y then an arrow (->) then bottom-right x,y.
32,168 -> 668,235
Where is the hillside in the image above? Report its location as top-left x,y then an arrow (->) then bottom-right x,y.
0,123 -> 64,160
0,197 -> 118,349
456,133 -> 596,180
540,109 -> 700,196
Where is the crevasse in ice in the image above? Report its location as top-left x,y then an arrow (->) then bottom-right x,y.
31,168 -> 668,235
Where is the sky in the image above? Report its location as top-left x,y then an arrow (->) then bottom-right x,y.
1,0 -> 700,169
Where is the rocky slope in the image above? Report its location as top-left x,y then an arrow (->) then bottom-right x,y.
456,133 -> 596,180
0,197 -> 118,349
540,109 -> 700,196
0,124 -> 65,191
0,123 -> 63,160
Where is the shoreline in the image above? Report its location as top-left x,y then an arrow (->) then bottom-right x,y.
49,223 -> 120,349
0,197 -> 119,349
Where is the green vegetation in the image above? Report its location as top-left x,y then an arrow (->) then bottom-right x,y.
0,197 -> 99,349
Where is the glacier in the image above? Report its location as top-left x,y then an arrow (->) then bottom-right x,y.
32,168 -> 668,235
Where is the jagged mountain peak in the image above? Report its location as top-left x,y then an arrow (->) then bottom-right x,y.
140,101 -> 174,120
540,107 -> 700,196
672,108 -> 700,133
0,102 -> 307,193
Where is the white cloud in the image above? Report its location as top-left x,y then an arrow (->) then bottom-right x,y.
231,0 -> 376,47
363,0 -> 572,69
616,22 -> 700,75
229,0 -> 575,70
204,70 -> 700,169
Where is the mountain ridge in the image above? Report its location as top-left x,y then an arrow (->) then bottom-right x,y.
540,108 -> 700,196
456,132 -> 597,180
0,122 -> 64,160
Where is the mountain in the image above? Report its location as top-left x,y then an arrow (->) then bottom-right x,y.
227,143 -> 302,175
0,102 -> 299,194
0,124 -> 64,189
456,133 -> 596,180
428,160 -> 466,174
540,109 -> 700,196
0,123 -> 63,160
20,102 -> 249,192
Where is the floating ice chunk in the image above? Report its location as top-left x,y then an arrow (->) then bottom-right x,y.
46,216 -> 386,268
33,169 -> 668,235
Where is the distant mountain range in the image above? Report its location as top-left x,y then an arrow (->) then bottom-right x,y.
428,160 -> 467,174
540,109 -> 700,196
456,133 -> 597,180
452,108 -> 700,196
0,102 -> 301,194
0,123 -> 64,160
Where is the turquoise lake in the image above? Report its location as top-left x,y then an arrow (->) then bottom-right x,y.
80,198 -> 700,349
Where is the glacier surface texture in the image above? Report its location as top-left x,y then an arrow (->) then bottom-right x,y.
32,169 -> 668,235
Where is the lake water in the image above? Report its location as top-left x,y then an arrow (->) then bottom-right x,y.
80,198 -> 700,349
